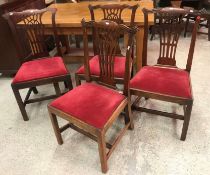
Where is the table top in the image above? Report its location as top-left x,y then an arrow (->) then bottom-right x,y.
42,0 -> 154,27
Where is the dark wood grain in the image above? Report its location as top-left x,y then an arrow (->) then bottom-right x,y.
5,8 -> 73,121
48,20 -> 137,173
131,7 -> 200,141
75,3 -> 139,86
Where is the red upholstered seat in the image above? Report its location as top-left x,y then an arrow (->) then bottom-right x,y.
13,57 -> 68,83
76,55 -> 126,78
130,66 -> 192,99
50,83 -> 126,128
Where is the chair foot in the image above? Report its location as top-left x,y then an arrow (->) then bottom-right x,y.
97,131 -> 108,173
48,111 -> 63,145
180,102 -> 193,141
12,85 -> 29,121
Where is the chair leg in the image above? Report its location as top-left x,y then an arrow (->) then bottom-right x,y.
75,74 -> 81,86
11,85 -> 29,121
32,87 -> 38,94
64,81 -> 68,89
97,131 -> 108,173
65,75 -> 73,90
49,112 -> 63,145
53,83 -> 61,96
180,102 -> 193,141
124,102 -> 134,130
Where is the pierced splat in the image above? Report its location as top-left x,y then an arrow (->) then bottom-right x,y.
89,4 -> 138,26
4,8 -> 61,62
89,4 -> 138,56
157,12 -> 186,66
143,8 -> 193,67
94,21 -> 122,86
22,10 -> 47,56
82,19 -> 137,89
103,8 -> 123,24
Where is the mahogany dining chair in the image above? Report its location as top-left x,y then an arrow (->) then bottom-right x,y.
75,4 -> 139,86
48,19 -> 137,173
130,7 -> 200,141
4,8 -> 73,121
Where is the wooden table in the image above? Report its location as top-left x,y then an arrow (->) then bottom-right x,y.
43,0 -> 154,70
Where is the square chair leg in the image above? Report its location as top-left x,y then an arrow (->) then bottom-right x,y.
125,103 -> 134,130
49,112 -> 63,145
181,102 -> 193,141
12,85 -> 29,121
97,131 -> 108,173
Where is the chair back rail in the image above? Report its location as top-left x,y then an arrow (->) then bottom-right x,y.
3,8 -> 62,63
81,19 -> 137,95
143,7 -> 200,72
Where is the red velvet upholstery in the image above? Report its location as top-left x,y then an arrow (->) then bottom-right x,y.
76,55 -> 126,78
50,83 -> 126,128
13,57 -> 68,83
130,66 -> 192,98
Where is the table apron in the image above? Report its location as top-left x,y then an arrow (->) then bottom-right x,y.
45,27 -> 84,35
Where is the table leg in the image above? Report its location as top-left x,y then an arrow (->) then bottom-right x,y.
60,35 -> 71,54
135,26 -> 144,71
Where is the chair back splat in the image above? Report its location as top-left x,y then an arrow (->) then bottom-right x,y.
81,19 -> 137,94
89,4 -> 139,26
3,8 -> 62,63
88,4 -> 138,55
143,7 -> 200,72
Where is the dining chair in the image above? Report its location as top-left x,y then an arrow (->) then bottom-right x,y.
75,4 -> 139,86
48,19 -> 137,173
4,8 -> 73,121
130,7 -> 200,141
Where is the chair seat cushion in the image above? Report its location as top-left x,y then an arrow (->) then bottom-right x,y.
13,57 -> 68,83
76,55 -> 126,78
50,83 -> 126,129
130,66 -> 192,99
